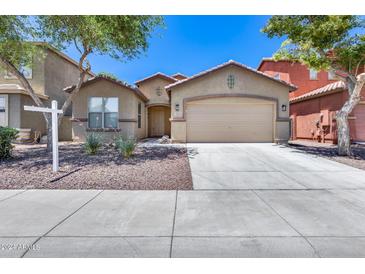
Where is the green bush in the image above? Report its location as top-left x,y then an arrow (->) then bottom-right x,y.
84,133 -> 103,155
0,127 -> 18,159
115,136 -> 137,158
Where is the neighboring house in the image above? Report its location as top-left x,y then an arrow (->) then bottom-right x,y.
0,43 -> 93,141
258,59 -> 365,143
72,60 -> 295,143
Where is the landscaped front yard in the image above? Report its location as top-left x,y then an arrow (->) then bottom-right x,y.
288,140 -> 365,171
0,142 -> 192,190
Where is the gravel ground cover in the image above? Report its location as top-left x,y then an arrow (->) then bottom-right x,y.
288,140 -> 365,171
0,142 -> 193,190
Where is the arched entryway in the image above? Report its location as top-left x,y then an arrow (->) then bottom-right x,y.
147,104 -> 171,137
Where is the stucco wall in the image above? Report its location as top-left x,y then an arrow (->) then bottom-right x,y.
43,50 -> 78,114
258,60 -> 337,99
137,78 -> 172,105
290,87 -> 365,142
0,51 -> 46,96
169,65 -> 290,143
72,79 -> 146,142
20,95 -> 47,136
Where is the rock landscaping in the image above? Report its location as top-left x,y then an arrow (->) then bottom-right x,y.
0,142 -> 193,190
289,140 -> 365,171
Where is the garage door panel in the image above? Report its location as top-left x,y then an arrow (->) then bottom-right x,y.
186,102 -> 274,143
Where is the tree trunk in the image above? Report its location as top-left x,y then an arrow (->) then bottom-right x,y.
58,48 -> 90,126
0,55 -> 52,152
336,73 -> 365,156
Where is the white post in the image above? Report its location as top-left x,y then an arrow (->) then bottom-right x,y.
51,100 -> 59,172
24,101 -> 63,173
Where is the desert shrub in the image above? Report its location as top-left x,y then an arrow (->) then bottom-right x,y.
84,133 -> 103,155
0,127 -> 18,159
115,136 -> 137,158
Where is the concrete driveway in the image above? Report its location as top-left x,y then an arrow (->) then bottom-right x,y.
1,143 -> 365,257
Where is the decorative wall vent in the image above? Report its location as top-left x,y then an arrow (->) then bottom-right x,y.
156,86 -> 162,96
227,74 -> 235,89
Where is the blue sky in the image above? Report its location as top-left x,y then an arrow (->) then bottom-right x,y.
65,16 -> 284,84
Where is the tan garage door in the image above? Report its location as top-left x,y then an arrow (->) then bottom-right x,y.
186,98 -> 274,142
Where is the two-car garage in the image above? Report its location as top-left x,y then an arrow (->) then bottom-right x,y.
166,60 -> 296,143
185,97 -> 275,142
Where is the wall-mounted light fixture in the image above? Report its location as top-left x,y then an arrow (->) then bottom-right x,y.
175,103 -> 180,112
281,104 -> 287,112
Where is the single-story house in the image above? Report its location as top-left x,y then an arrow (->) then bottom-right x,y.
69,60 -> 296,143
67,76 -> 148,142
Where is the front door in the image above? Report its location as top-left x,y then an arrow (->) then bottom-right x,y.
149,109 -> 165,136
0,95 -> 8,127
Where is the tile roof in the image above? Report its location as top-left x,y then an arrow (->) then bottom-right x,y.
134,72 -> 177,85
257,57 -> 298,71
165,60 -> 297,91
171,73 -> 188,79
290,81 -> 347,103
63,76 -> 148,102
0,84 -> 49,99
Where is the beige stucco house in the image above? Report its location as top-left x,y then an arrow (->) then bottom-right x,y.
69,76 -> 148,142
0,43 -> 92,141
0,42 -> 295,144
70,60 -> 296,143
166,60 -> 296,143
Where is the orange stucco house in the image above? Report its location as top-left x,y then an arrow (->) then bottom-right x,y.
258,59 -> 365,143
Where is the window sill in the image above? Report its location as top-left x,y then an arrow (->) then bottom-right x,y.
86,128 -> 121,132
4,75 -> 33,80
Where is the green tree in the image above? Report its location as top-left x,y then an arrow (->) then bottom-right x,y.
262,16 -> 365,156
96,72 -> 119,81
0,16 -> 50,136
0,15 -> 163,151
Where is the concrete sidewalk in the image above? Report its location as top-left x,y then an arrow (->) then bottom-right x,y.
1,188 -> 365,257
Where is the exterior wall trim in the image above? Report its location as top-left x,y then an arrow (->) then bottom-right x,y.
146,103 -> 171,108
171,93 -> 286,122
71,118 -> 137,123
119,119 -> 137,123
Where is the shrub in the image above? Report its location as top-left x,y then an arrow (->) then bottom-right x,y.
84,133 -> 103,155
0,127 -> 18,159
115,136 -> 137,158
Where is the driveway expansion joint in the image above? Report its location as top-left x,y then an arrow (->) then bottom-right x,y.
20,190 -> 104,258
169,190 -> 179,258
252,190 -> 321,258
0,189 -> 28,204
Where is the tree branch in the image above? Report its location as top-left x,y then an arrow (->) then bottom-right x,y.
58,47 -> 91,124
355,57 -> 365,76
0,54 -> 50,124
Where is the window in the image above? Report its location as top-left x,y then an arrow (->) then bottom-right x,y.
156,87 -> 162,96
5,64 -> 33,79
88,97 -> 118,129
227,74 -> 235,89
309,69 -> 318,80
137,102 -> 142,129
328,70 -> 336,80
0,95 -> 8,127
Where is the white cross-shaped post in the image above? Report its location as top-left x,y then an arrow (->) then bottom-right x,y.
24,100 -> 63,172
